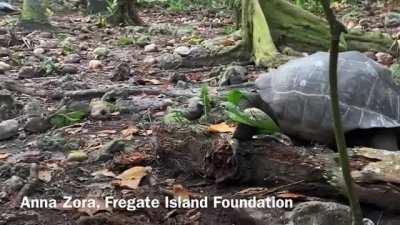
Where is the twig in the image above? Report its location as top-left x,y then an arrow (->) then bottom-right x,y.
234,180 -> 305,198
320,1 -> 363,225
1,80 -> 50,98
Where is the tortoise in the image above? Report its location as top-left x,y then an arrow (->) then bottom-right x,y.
236,51 -> 400,151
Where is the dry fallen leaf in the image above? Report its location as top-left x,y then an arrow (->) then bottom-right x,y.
121,126 -> 139,139
112,166 -> 152,189
143,129 -> 153,136
88,60 -> 103,70
143,78 -> 161,85
114,152 -> 149,166
172,184 -> 192,200
0,153 -> 9,160
38,169 -> 52,182
208,122 -> 236,133
222,38 -> 236,46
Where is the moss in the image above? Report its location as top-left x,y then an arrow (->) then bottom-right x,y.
19,0 -> 50,30
250,0 -> 280,66
239,0 -> 393,68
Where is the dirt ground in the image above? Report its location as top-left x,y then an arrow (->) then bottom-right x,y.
0,2 -> 400,225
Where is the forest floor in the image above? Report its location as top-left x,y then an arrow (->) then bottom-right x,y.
0,2 -> 400,225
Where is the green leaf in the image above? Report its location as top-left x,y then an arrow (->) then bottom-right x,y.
224,102 -> 279,134
163,110 -> 190,125
200,85 -> 211,119
50,111 -> 86,128
226,89 -> 247,106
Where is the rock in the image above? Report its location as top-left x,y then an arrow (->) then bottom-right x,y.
18,66 -> 44,79
375,52 -> 393,67
24,116 -> 51,133
63,53 -> 81,63
168,72 -> 187,83
176,80 -> 189,89
79,42 -> 89,50
166,39 -> 175,46
89,99 -> 113,120
0,90 -> 17,121
144,43 -> 158,52
219,65 -> 248,86
96,139 -> 125,162
385,12 -> 400,28
149,24 -> 173,35
0,61 -> 10,73
23,100 -> 44,116
37,134 -> 67,152
281,46 -> 304,57
174,25 -> 194,36
60,64 -> 79,74
0,163 -> 12,178
33,48 -> 46,56
143,56 -> 157,65
188,46 -> 209,58
110,62 -> 131,81
286,201 -> 374,225
67,150 -> 88,162
182,97 -> 203,120
93,47 -> 110,58
135,35 -> 151,47
2,176 -> 24,194
287,201 -> 351,225
0,119 -> 19,140
0,47 -> 10,57
157,53 -> 182,69
88,60 -> 102,70
39,40 -> 59,49
174,46 -> 191,56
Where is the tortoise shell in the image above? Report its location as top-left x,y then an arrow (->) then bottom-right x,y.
255,51 -> 400,143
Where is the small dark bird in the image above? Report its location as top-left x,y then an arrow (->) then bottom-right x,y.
0,2 -> 20,15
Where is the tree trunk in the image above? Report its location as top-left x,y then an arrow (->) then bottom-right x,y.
87,0 -> 108,14
155,125 -> 400,212
107,0 -> 143,26
18,0 -> 51,30
243,0 -> 393,67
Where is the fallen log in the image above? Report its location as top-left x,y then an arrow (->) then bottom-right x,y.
154,125 -> 400,211
0,80 -> 197,100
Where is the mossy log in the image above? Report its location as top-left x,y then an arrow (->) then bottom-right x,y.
242,0 -> 393,67
18,0 -> 51,30
155,125 -> 400,212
